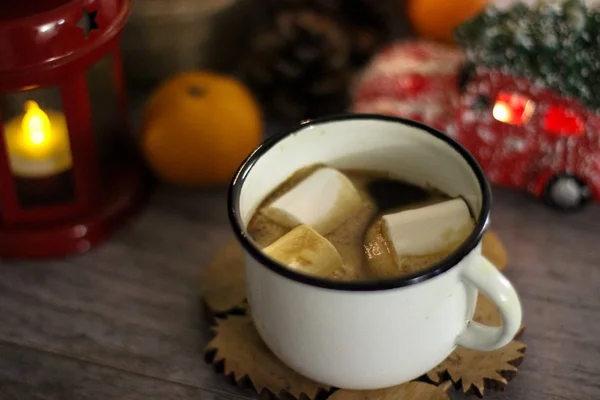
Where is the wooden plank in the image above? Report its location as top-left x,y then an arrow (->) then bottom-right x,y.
0,188 -> 250,397
477,188 -> 600,400
0,341 -> 247,400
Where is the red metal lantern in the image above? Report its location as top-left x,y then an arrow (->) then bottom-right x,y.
0,0 -> 147,259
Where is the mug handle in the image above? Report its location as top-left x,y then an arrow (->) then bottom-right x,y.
456,255 -> 523,351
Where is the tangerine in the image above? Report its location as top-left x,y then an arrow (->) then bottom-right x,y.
141,72 -> 263,187
407,0 -> 487,44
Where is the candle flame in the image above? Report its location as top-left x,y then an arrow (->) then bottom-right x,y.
21,100 -> 51,147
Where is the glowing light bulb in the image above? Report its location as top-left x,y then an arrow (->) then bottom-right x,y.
493,103 -> 511,123
492,92 -> 536,126
21,101 -> 51,148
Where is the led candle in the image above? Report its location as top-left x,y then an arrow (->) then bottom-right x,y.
4,101 -> 72,178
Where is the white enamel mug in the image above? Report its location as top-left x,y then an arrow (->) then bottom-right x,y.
228,115 -> 522,390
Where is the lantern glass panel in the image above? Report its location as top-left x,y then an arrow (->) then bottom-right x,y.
86,53 -> 127,179
1,87 -> 75,209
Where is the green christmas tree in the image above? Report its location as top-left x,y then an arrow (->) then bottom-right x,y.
455,0 -> 600,112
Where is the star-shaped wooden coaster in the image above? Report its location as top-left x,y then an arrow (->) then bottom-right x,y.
423,291 -> 527,398
204,303 -> 525,400
481,231 -> 507,272
201,230 -> 526,400
329,381 -> 452,400
426,340 -> 526,397
199,239 -> 247,316
205,315 -> 332,399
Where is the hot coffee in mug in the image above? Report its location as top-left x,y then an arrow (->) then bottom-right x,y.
228,115 -> 522,390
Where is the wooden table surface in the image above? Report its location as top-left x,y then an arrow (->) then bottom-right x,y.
1,183 -> 599,400
0,89 -> 598,400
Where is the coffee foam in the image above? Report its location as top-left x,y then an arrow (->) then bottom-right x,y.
247,167 -> 471,281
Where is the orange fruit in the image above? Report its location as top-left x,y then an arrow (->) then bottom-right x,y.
407,0 -> 487,44
141,71 -> 263,187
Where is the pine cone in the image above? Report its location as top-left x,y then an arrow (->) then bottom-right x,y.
264,0 -> 342,13
360,0 -> 398,18
241,10 -> 352,119
264,0 -> 390,69
338,0 -> 387,66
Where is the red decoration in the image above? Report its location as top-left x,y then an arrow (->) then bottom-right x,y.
0,0 -> 148,259
455,68 -> 600,208
543,105 -> 585,137
352,41 -> 464,133
352,40 -> 600,211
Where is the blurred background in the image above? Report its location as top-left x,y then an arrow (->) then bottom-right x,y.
2,0 -> 599,259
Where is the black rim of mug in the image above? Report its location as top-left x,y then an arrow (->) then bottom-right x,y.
227,114 -> 492,292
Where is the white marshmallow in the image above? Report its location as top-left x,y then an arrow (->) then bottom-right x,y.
262,167 -> 363,235
263,225 -> 344,277
382,198 -> 475,257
